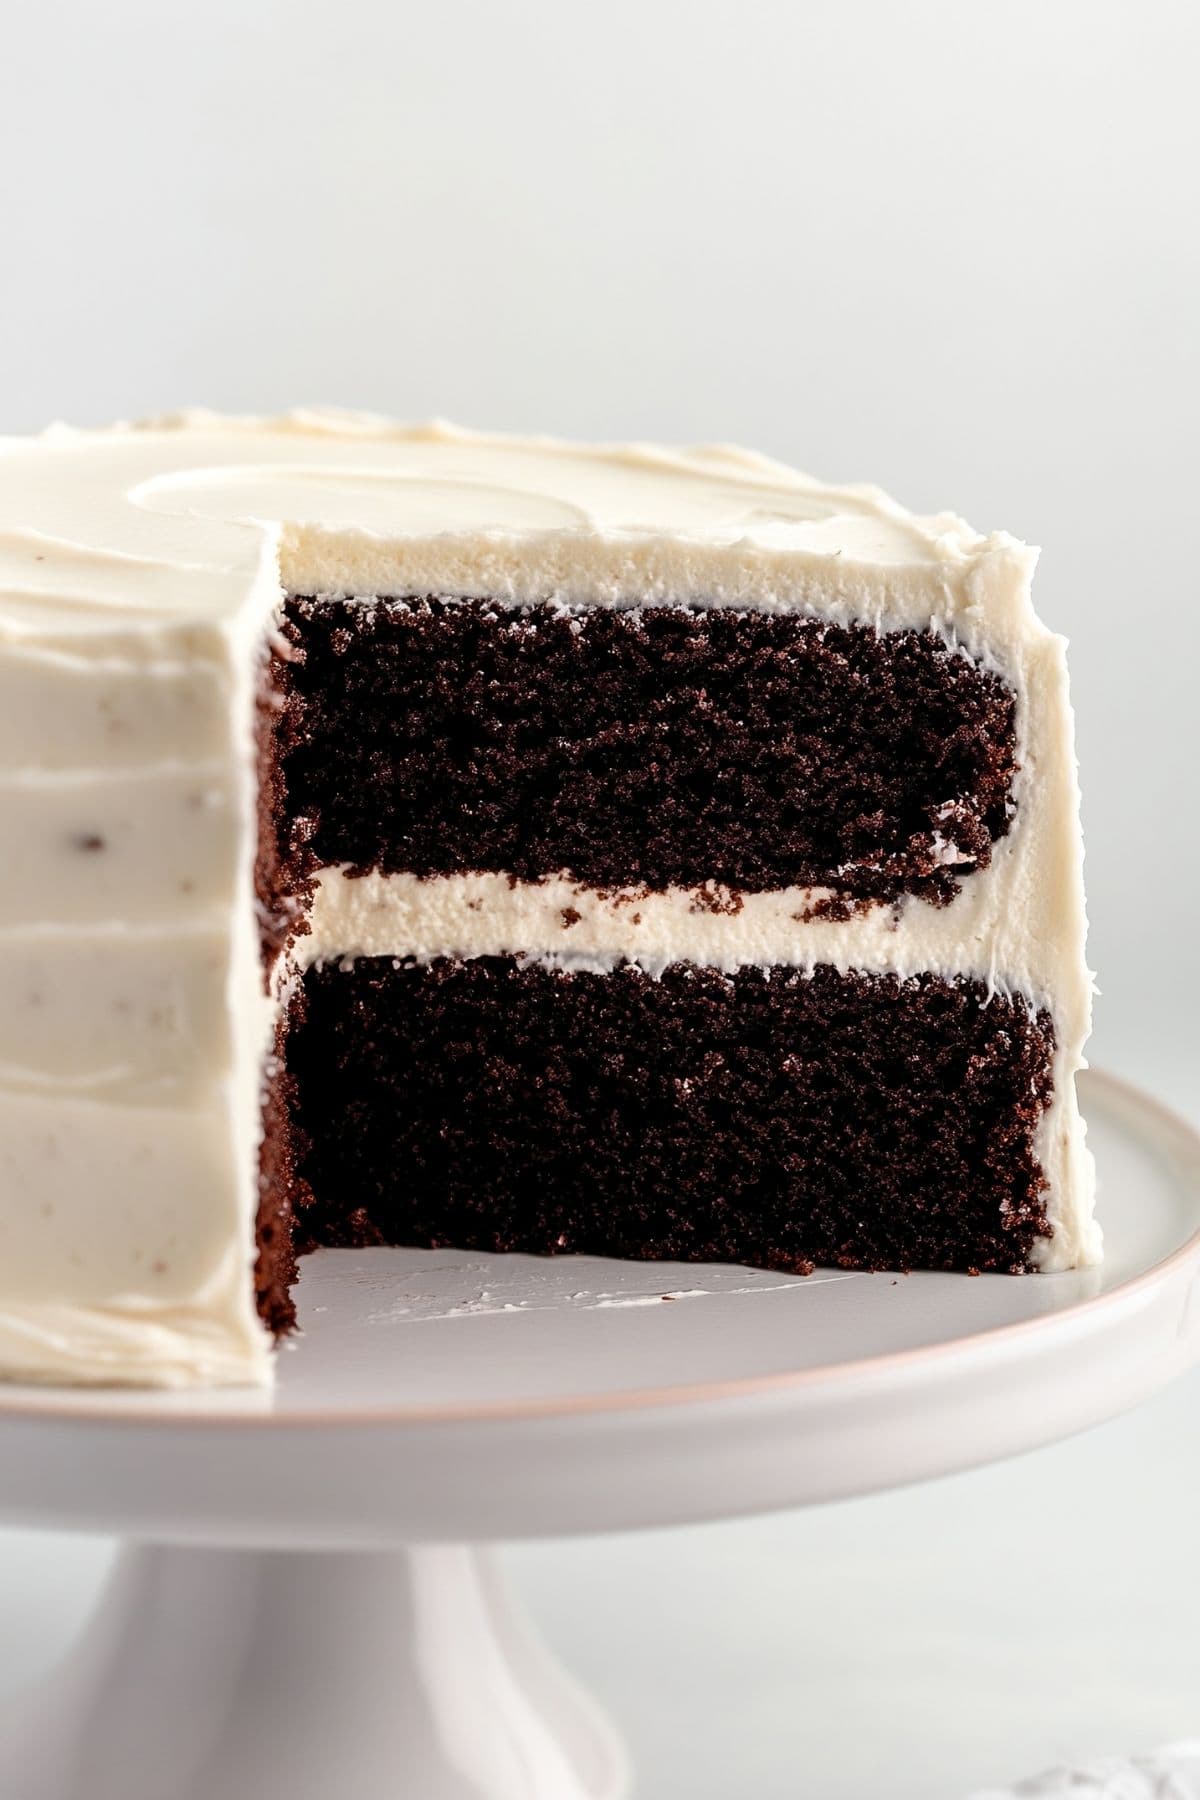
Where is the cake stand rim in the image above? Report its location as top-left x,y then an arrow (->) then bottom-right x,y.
0,1064 -> 1195,1432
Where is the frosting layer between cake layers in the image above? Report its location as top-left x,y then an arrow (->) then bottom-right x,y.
0,413 -> 1096,1385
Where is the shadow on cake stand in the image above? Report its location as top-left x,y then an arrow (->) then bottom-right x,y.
2,1069 -> 1199,1800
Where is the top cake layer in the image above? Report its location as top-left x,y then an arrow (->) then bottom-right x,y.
0,409 -> 1087,1028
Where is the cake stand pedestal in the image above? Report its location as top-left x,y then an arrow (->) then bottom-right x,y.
2,1070 -> 1199,1800
0,1543 -> 621,1800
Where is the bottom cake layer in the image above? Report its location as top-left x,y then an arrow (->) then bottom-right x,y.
256,958 -> 1057,1329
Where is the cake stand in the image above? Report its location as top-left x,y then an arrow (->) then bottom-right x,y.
1,1069 -> 1199,1800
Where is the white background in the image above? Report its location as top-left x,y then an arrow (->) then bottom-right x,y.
1,2 -> 1198,1794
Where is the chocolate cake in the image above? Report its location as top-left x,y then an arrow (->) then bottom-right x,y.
0,413 -> 1097,1386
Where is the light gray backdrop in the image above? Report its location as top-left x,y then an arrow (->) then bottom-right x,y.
2,3 -> 1197,1794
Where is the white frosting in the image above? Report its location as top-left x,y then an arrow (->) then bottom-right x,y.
0,411 -> 1096,1386
307,838 -> 1063,996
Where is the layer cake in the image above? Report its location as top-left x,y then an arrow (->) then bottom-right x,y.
0,413 -> 1097,1385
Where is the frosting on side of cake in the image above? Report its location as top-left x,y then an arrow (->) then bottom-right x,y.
0,412 -> 1096,1385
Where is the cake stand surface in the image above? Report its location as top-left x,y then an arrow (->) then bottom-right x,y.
1,1068 -> 1198,1800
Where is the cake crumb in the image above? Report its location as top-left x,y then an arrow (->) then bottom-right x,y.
690,882 -> 744,916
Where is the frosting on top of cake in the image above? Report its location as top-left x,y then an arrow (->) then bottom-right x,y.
0,409 -> 1018,641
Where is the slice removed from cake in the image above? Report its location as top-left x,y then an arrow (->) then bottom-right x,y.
0,413 -> 1097,1386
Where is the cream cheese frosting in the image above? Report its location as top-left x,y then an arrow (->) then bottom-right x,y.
0,411 -> 1096,1386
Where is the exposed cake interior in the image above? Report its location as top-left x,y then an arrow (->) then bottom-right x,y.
288,959 -> 1054,1270
254,595 -> 1053,1332
265,598 -> 1018,910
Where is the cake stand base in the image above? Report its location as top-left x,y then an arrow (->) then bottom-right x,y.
0,1541 -> 626,1800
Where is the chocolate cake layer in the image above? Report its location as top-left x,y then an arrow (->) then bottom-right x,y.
254,1016 -> 307,1335
270,958 -> 1055,1286
266,600 -> 1018,910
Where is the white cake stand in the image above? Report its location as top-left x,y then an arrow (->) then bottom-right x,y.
1,1069 -> 1199,1800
